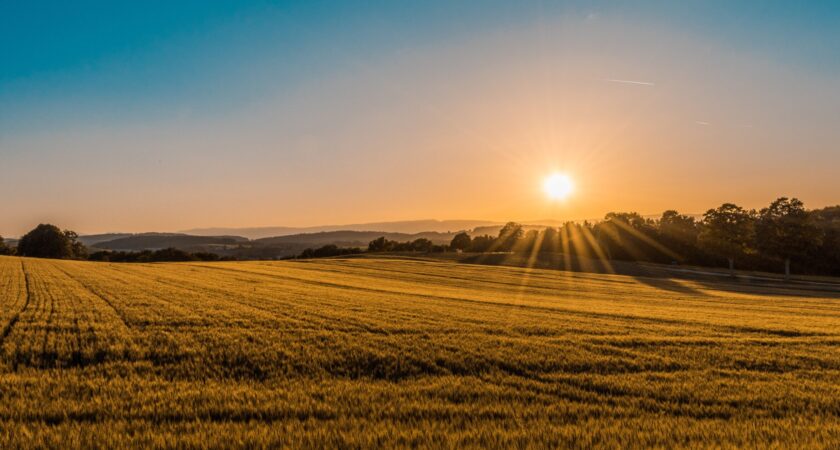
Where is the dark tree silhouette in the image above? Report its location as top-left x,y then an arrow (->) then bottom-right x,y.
539,227 -> 559,253
449,232 -> 472,251
17,224 -> 85,259
515,229 -> 539,253
497,222 -> 524,251
657,210 -> 700,261
699,204 -> 754,275
754,197 -> 820,278
410,238 -> 434,252
299,245 -> 363,259
366,236 -> 437,253
0,235 -> 9,255
810,206 -> 840,276
63,230 -> 89,259
88,249 -> 228,262
149,247 -> 194,262
469,235 -> 495,252
368,237 -> 390,252
597,213 -> 660,262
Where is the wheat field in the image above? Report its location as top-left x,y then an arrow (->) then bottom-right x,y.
0,255 -> 839,448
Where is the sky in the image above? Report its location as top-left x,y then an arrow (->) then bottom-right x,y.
1,1 -> 839,236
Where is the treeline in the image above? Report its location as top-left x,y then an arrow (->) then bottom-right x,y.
2,224 -> 230,263
318,197 -> 837,278
4,197 -> 839,277
294,237 -> 447,259
367,237 -> 447,253
0,236 -> 10,256
444,198 -> 839,277
89,248 -> 235,263
298,245 -> 364,259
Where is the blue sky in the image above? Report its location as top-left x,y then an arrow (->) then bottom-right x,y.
3,1 -> 837,133
1,1 -> 839,234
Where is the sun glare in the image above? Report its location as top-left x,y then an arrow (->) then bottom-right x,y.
543,173 -> 574,200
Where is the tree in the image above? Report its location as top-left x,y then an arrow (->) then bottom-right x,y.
657,210 -> 700,261
17,224 -> 86,259
449,232 -> 471,251
368,237 -> 391,252
698,204 -> 754,275
598,212 -> 660,262
469,235 -> 495,252
514,229 -> 539,253
0,235 -> 9,255
410,238 -> 433,252
496,222 -> 524,252
63,230 -> 89,259
539,227 -> 559,253
810,206 -> 840,276
754,197 -> 821,278
149,247 -> 194,262
659,210 -> 698,242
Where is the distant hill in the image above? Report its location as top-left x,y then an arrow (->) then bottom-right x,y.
255,230 -> 456,247
86,230 -> 458,259
183,220 -> 500,240
92,233 -> 248,251
77,233 -> 135,246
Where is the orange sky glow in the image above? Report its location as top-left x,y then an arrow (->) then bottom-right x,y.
2,13 -> 838,236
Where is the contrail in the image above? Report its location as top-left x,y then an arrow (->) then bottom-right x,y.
604,78 -> 655,86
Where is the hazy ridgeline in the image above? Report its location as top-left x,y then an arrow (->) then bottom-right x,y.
1,256 -> 839,447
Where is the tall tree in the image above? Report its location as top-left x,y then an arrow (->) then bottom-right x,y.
0,235 -> 9,255
368,237 -> 391,252
539,227 -> 559,253
410,238 -> 433,252
469,235 -> 495,252
599,212 -> 661,262
699,203 -> 754,275
449,232 -> 472,252
657,210 -> 700,261
514,229 -> 539,253
810,206 -> 840,276
754,197 -> 821,278
16,224 -> 85,259
496,222 -> 523,252
63,230 -> 89,259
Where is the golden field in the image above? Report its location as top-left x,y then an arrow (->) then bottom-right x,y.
1,255 -> 839,448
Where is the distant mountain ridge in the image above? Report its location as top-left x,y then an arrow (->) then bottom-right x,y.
78,233 -> 137,246
84,230 -> 459,258
89,233 -> 248,251
255,231 -> 456,247
80,220 -> 602,255
182,220 -> 501,240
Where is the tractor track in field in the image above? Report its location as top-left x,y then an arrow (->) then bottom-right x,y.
114,264 -> 376,333
50,263 -> 134,334
197,263 -> 829,338
0,260 -> 33,346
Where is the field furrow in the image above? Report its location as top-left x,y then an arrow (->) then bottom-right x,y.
0,255 -> 839,448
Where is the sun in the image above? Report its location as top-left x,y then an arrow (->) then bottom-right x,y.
543,173 -> 574,200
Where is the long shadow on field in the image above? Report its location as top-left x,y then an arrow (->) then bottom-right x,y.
451,252 -> 840,299
689,277 -> 840,300
630,275 -> 706,296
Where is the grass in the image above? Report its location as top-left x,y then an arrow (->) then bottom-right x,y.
1,255 -> 839,448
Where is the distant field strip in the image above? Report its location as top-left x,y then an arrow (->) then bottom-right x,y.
0,256 -> 839,448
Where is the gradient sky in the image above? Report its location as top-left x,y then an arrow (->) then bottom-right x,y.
2,1 -> 839,236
